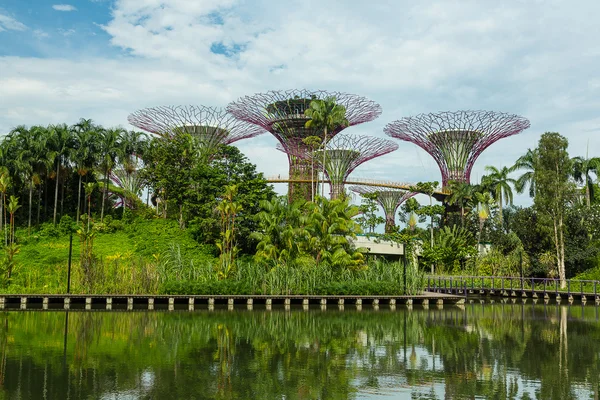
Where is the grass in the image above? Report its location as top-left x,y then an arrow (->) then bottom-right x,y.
1,217 -> 426,296
2,217 -> 216,294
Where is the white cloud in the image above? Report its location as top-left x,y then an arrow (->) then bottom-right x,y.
58,28 -> 76,36
33,29 -> 49,38
2,0 -> 600,206
0,13 -> 27,31
52,4 -> 77,12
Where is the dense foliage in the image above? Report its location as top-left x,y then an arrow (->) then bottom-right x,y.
2,115 -> 599,294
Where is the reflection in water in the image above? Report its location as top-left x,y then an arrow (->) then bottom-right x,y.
0,304 -> 598,399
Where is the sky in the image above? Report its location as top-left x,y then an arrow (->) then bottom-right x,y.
1,0 -> 600,204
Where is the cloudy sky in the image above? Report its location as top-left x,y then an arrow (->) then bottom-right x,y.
1,0 -> 599,202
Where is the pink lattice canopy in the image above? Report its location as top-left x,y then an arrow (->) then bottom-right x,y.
384,110 -> 530,187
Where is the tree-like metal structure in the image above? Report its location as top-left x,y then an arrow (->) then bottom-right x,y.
127,105 -> 265,161
280,135 -> 398,200
350,186 -> 417,233
384,111 -> 530,188
227,89 -> 382,201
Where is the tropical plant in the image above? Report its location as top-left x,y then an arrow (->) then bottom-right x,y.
399,197 -> 424,231
482,166 -> 516,222
216,185 -> 242,279
48,124 -> 73,225
72,118 -> 101,222
251,197 -> 308,266
305,196 -> 364,269
535,133 -> 573,288
513,148 -> 538,198
304,97 -> 349,196
99,128 -> 124,222
447,181 -> 475,225
571,154 -> 600,208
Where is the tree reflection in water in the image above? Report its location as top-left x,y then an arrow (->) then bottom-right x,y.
0,304 -> 598,399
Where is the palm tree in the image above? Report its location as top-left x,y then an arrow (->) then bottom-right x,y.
513,148 -> 538,198
48,124 -> 73,225
304,97 -> 349,197
482,166 -> 516,222
473,191 -> 494,247
72,119 -> 101,222
0,169 -> 10,246
571,155 -> 600,208
447,181 -> 475,225
399,197 -> 423,231
252,197 -> 307,265
302,136 -> 322,202
99,128 -> 124,222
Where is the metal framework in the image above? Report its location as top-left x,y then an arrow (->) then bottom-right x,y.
227,89 -> 382,201
350,186 -> 417,233
281,135 -> 398,199
127,105 -> 265,161
384,111 -> 530,188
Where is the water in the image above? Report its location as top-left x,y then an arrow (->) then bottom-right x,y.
0,303 -> 598,399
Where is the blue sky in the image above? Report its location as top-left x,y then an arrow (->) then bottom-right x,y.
1,0 -> 600,203
0,0 -> 114,57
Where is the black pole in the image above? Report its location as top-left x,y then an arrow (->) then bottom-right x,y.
67,232 -> 73,294
403,254 -> 407,295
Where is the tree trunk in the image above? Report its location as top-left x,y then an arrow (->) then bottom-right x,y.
37,186 -> 42,226
321,127 -> 327,198
101,172 -> 108,222
60,172 -> 66,221
497,191 -> 503,224
0,193 -> 3,246
53,158 -> 60,225
28,180 -> 33,235
552,213 -> 565,288
559,212 -> 566,289
586,178 -> 591,208
76,175 -> 82,223
429,194 -> 433,248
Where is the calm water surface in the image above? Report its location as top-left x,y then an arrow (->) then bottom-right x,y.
0,303 -> 599,399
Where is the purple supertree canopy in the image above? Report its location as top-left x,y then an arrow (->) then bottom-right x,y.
384,110 -> 530,187
127,105 -> 265,159
227,89 -> 382,147
227,89 -> 382,201
349,185 -> 417,233
279,135 -> 398,199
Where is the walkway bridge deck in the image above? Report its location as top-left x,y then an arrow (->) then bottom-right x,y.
0,292 -> 464,311
265,175 -> 450,197
428,275 -> 600,304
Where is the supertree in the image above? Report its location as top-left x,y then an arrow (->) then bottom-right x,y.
227,89 -> 382,202
127,105 -> 265,161
384,111 -> 530,189
349,186 -> 417,233
280,135 -> 398,200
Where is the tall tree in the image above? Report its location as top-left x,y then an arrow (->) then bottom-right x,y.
447,181 -> 475,225
48,124 -> 73,225
571,155 -> 600,208
513,148 -> 538,198
472,191 -> 494,247
414,181 -> 439,247
99,128 -> 124,222
482,166 -> 516,222
72,119 -> 100,222
535,133 -> 572,288
304,97 -> 349,197
356,192 -> 384,234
